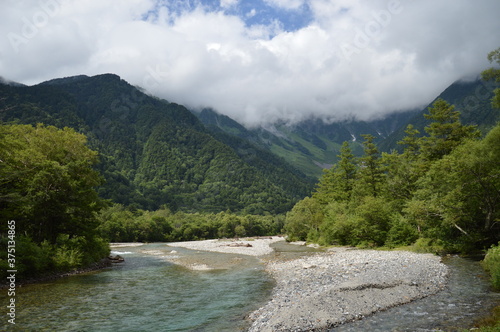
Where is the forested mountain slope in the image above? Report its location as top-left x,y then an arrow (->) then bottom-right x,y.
0,74 -> 312,214
379,78 -> 500,152
195,108 -> 418,177
197,78 -> 499,177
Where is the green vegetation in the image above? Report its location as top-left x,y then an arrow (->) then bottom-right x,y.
1,49 -> 499,289
284,98 -> 499,253
483,243 -> 500,290
482,47 -> 500,109
97,204 -> 284,242
0,74 -> 312,215
0,124 -> 109,280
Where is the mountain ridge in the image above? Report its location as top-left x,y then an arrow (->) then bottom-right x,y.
0,73 -> 313,214
194,77 -> 500,177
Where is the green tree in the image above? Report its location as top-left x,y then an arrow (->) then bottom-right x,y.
383,125 -> 425,204
0,124 -> 108,278
419,99 -> 479,162
284,197 -> 323,241
481,47 -> 500,109
398,124 -> 421,160
0,124 -> 104,242
313,141 -> 357,204
413,124 -> 500,250
354,134 -> 385,198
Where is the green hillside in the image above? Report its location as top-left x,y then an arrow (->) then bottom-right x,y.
197,78 -> 499,177
379,78 -> 500,152
0,74 -> 312,214
195,108 -> 416,177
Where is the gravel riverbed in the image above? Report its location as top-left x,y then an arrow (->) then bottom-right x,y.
165,239 -> 449,331
248,248 -> 448,331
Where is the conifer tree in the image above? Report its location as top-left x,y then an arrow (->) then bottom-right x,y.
356,134 -> 384,198
419,98 -> 479,162
313,141 -> 357,204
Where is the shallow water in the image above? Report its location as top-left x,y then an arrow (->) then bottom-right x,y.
0,243 -> 274,332
1,243 -> 498,332
332,255 -> 500,331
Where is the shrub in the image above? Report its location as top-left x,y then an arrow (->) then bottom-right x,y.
482,243 -> 500,290
385,216 -> 420,248
410,238 -> 446,255
53,246 -> 83,271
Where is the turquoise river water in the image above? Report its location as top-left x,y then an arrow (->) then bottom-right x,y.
1,242 -> 498,332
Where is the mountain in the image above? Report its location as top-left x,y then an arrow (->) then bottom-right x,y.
0,76 -> 25,87
379,78 -> 500,152
195,78 -> 500,177
194,108 -> 418,177
0,74 -> 313,214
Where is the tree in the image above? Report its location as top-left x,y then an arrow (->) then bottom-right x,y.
0,124 -> 104,242
383,125 -> 424,204
402,123 -> 500,253
419,99 -> 480,162
354,134 -> 385,198
313,141 -> 357,204
481,47 -> 500,109
398,124 -> 420,161
0,124 -> 108,278
284,197 -> 323,241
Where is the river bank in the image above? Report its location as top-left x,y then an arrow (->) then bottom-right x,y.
168,237 -> 449,331
0,257 -> 112,289
249,248 -> 448,331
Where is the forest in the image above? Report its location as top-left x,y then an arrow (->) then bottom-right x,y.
0,49 -> 499,291
284,98 -> 499,252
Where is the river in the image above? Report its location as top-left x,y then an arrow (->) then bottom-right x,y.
1,242 -> 498,331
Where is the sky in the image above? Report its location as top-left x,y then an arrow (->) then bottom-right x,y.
1,0 -> 499,127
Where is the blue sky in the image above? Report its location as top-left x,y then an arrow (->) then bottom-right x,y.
1,0 -> 499,126
148,0 -> 314,33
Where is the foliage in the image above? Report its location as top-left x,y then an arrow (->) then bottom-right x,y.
0,75 -> 312,215
0,124 -> 109,280
313,141 -> 356,204
98,204 -> 284,243
482,243 -> 500,290
283,197 -> 323,242
285,93 -> 500,252
419,98 -> 479,162
482,47 -> 500,109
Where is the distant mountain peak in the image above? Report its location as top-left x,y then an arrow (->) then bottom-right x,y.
0,76 -> 25,87
39,73 -> 124,87
40,75 -> 90,86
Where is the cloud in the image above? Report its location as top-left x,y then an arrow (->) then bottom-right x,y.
264,0 -> 306,10
220,0 -> 239,9
1,0 -> 499,127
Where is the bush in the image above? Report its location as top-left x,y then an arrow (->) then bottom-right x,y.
409,238 -> 446,255
53,246 -> 83,271
0,236 -> 54,280
319,202 -> 351,245
385,217 -> 420,248
483,243 -> 500,290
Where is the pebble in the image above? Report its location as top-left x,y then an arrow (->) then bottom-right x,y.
248,249 -> 448,332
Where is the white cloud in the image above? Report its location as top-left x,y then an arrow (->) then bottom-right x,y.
0,0 -> 499,127
264,0 -> 306,10
220,0 -> 239,9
